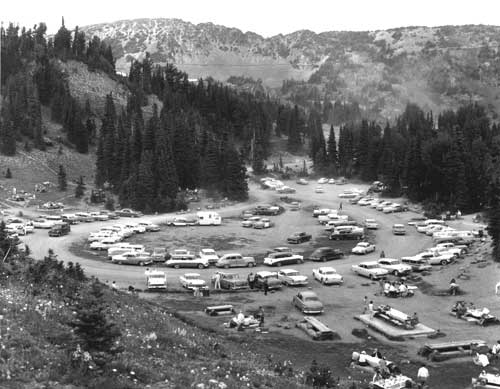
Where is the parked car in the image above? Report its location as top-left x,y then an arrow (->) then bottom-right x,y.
138,221 -> 161,232
278,269 -> 308,286
363,219 -> 379,229
214,272 -> 248,290
313,208 -> 335,218
328,178 -> 336,184
241,216 -> 261,228
330,228 -> 364,240
407,216 -> 427,226
253,218 -> 274,229
253,205 -> 280,216
253,271 -> 282,290
317,178 -> 329,184
199,248 -> 219,264
315,186 -> 325,193
48,222 -> 71,237
292,291 -> 324,314
287,232 -> 312,244
276,186 -> 296,194
296,178 -> 309,185
124,223 -> 146,234
33,218 -> 55,229
89,237 -> 122,250
167,216 -> 198,226
357,197 -> 375,206
166,256 -> 209,269
377,258 -> 412,276
75,212 -> 93,223
111,252 -> 153,266
263,252 -> 304,266
90,212 -> 109,221
312,267 -> 344,285
392,224 -> 406,235
309,247 -> 344,262
351,261 -> 389,280
116,208 -> 142,218
400,256 -> 432,272
215,253 -> 255,268
351,242 -> 376,255
179,273 -> 207,290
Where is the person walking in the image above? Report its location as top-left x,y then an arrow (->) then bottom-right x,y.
416,363 -> 429,388
379,250 -> 386,258
339,202 -> 343,211
263,278 -> 269,296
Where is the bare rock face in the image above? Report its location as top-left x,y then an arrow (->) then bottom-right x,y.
83,19 -> 500,120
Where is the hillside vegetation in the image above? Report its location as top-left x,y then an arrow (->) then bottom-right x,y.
83,19 -> 500,120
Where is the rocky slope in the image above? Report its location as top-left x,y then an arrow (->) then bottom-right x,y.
82,19 -> 500,119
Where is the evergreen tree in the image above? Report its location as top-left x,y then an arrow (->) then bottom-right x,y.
287,105 -> 302,152
326,125 -> 338,174
487,173 -> 500,262
75,176 -> 85,198
222,146 -> 248,201
53,18 -> 72,60
70,281 -> 120,354
154,130 -> 179,211
57,165 -> 67,191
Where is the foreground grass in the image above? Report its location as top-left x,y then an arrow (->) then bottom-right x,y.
0,254 -> 364,388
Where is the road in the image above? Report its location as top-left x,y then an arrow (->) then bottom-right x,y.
21,179 -> 500,346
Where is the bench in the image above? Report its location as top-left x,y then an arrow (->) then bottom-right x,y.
296,316 -> 337,341
374,305 -> 418,329
205,304 -> 235,316
418,339 -> 488,362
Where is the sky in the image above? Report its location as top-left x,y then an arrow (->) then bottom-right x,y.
1,0 -> 500,37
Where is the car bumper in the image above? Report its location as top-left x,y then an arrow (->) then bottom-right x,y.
323,279 -> 343,285
303,308 -> 324,314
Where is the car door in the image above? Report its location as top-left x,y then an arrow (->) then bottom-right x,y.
295,293 -> 304,310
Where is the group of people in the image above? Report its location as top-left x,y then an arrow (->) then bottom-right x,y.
229,307 -> 265,330
382,280 -> 412,297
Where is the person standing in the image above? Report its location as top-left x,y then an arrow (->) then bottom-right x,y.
111,281 -> 118,292
248,272 -> 255,289
368,300 -> 374,318
258,306 -> 265,326
379,250 -> 385,258
339,202 -> 343,211
416,363 -> 429,388
263,277 -> 269,296
214,272 -> 221,290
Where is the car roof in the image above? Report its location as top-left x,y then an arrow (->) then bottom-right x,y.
360,261 -> 379,265
379,258 -> 399,262
257,271 -> 277,277
280,268 -> 299,273
183,273 -> 201,277
300,290 -> 318,298
318,267 -> 336,272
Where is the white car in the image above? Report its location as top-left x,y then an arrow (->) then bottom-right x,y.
352,261 -> 389,280
263,252 -> 304,266
112,225 -> 134,238
23,221 -> 35,234
241,216 -> 260,228
89,237 -> 122,250
111,252 -> 153,266
199,248 -> 219,264
88,231 -> 119,243
315,186 -> 325,193
90,212 -> 109,221
313,267 -> 344,285
317,178 -> 329,184
138,221 -> 161,232
313,208 -> 334,217
377,258 -> 412,276
179,273 -> 207,290
376,201 -> 393,211
278,269 -> 308,286
351,242 -> 376,255
357,197 -> 374,206
338,191 -> 359,199
33,218 -> 55,229
124,223 -> 146,234
363,219 -> 379,229
328,178 -> 336,184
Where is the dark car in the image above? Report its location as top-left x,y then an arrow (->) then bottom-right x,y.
309,247 -> 344,262
48,222 -> 71,237
217,272 -> 249,290
253,271 -> 282,290
115,208 -> 142,218
287,232 -> 312,244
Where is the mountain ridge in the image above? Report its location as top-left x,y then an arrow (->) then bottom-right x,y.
82,18 -> 500,120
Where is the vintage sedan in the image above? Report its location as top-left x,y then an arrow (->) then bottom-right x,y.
199,248 -> 219,264
351,242 -> 376,255
309,247 -> 344,262
263,252 -> 304,266
179,273 -> 207,290
312,267 -> 344,285
33,218 -> 55,229
111,252 -> 153,266
253,218 -> 274,229
363,218 -> 379,229
166,255 -> 209,269
277,269 -> 308,286
167,216 -> 198,226
292,291 -> 324,314
377,258 -> 412,276
253,271 -> 282,290
89,236 -> 122,250
214,272 -> 248,290
351,261 -> 389,280
138,221 -> 161,232
241,216 -> 261,228
215,253 -> 255,268
115,208 -> 142,218
287,232 -> 312,244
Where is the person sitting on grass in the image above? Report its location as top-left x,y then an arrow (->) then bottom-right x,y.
449,278 -> 459,296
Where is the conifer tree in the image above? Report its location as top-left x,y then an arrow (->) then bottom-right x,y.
326,125 -> 338,174
58,165 -> 67,191
75,176 -> 85,198
222,146 -> 248,201
155,130 -> 179,211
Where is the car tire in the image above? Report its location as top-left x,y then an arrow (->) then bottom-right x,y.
440,260 -> 447,266
322,257 -> 327,262
224,265 -> 229,269
198,264 -> 204,269
174,264 -> 180,269
393,270 -> 400,276
140,262 -> 145,266
369,274 -> 374,280
247,263 -> 254,268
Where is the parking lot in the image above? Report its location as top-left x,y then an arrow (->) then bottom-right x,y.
21,178 -> 500,386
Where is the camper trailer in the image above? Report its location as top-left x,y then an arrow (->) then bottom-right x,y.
197,211 -> 222,226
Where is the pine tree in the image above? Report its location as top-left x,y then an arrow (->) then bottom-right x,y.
155,130 -> 179,211
487,171 -> 500,262
58,165 -> 67,191
222,146 -> 248,201
75,176 -> 85,198
326,125 -> 338,174
70,281 -> 120,353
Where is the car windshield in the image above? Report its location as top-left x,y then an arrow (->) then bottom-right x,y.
225,274 -> 237,279
366,264 -> 378,269
202,249 -> 215,254
323,270 -> 336,275
287,271 -> 299,276
304,296 -> 319,301
185,275 -> 199,280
